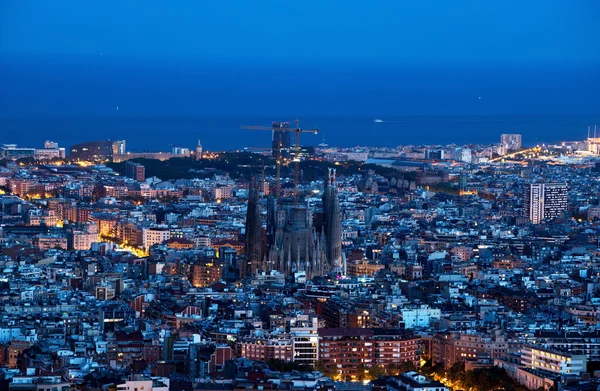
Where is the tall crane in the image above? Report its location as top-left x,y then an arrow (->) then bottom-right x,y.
241,120 -> 319,200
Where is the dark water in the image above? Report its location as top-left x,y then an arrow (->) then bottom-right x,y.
0,115 -> 597,151
0,56 -> 598,150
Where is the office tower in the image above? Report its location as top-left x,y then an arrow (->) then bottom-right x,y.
272,122 -> 291,158
454,147 -> 472,163
425,149 -> 444,160
172,147 -> 190,155
523,183 -> 568,224
70,141 -> 114,161
70,140 -> 125,162
113,140 -> 126,155
195,139 -> 203,160
242,178 -> 262,278
501,134 -> 522,151
125,161 -> 145,181
322,168 -> 343,272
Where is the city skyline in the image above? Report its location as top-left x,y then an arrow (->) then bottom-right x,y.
2,2 -> 600,391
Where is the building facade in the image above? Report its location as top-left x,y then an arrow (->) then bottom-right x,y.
501,134 -> 523,151
126,161 -> 146,181
523,183 -> 568,224
319,328 -> 420,380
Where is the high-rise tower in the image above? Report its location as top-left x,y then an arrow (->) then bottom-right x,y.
322,168 -> 343,272
242,178 -> 262,278
195,139 -> 203,160
523,182 -> 568,224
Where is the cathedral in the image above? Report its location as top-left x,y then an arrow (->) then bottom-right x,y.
242,169 -> 343,280
267,198 -> 328,279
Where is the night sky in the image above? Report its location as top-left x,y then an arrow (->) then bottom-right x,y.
2,1 -> 599,65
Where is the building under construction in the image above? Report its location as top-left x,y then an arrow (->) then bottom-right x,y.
271,122 -> 291,158
240,121 -> 343,280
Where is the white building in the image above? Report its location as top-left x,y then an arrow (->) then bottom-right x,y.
10,375 -> 70,391
290,315 -> 319,366
500,133 -> 522,151
143,227 -> 171,250
400,305 -> 441,329
0,326 -> 22,343
34,145 -> 66,160
72,231 -> 99,251
212,185 -> 232,200
116,378 -> 169,391
393,372 -> 449,391
496,345 -> 587,390
453,148 -> 472,163
117,381 -> 154,391
521,345 -> 586,375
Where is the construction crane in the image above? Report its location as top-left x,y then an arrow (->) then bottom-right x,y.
240,120 -> 319,200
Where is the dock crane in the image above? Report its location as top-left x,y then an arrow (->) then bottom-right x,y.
240,120 -> 319,200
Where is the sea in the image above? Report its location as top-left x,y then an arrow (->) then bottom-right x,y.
1,56 -> 599,151
0,115 -> 598,152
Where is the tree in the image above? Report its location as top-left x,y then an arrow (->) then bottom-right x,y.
325,365 -> 339,380
398,360 -> 417,373
356,363 -> 367,381
314,360 -> 338,380
386,363 -> 400,376
314,360 -> 326,373
447,361 -> 467,387
368,365 -> 384,380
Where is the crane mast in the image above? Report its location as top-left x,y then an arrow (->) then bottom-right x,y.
240,120 -> 319,201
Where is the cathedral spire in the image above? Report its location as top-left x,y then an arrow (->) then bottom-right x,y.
322,169 -> 342,275
242,177 -> 262,278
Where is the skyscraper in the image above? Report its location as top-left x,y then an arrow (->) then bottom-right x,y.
322,168 -> 343,272
501,134 -> 522,151
242,178 -> 262,278
523,183 -> 568,224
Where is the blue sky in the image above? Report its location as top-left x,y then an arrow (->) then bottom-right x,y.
1,1 -> 599,66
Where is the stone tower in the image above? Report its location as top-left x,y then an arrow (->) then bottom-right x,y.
242,177 -> 262,278
322,168 -> 343,272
